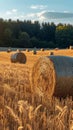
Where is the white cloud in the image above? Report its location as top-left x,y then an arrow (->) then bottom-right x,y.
12,9 -> 17,13
30,5 -> 47,10
10,11 -> 47,22
63,11 -> 70,13
36,10 -> 47,17
6,11 -> 12,15
38,15 -> 46,22
42,11 -> 73,19
1,9 -> 73,25
21,11 -> 47,22
6,9 -> 17,15
26,13 -> 36,18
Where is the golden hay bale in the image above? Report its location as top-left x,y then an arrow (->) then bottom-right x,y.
32,50 -> 37,55
54,48 -> 59,51
40,48 -> 44,51
31,56 -> 73,98
7,48 -> 11,53
69,46 -> 73,49
49,52 -> 54,55
26,49 -> 29,52
16,49 -> 21,52
11,52 -> 26,63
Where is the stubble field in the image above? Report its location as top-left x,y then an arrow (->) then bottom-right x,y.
0,49 -> 73,130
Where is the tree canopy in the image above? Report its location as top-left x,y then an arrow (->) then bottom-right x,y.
0,19 -> 73,48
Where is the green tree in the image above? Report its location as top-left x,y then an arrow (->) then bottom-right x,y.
19,32 -> 30,47
55,24 -> 73,48
30,37 -> 39,48
4,28 -> 12,46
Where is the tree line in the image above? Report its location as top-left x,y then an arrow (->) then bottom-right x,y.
0,18 -> 73,48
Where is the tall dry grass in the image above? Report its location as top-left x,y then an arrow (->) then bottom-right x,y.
0,49 -> 73,130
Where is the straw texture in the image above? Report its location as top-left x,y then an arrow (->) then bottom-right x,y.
31,56 -> 73,98
11,52 -> 26,63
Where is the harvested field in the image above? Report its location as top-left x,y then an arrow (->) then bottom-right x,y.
0,49 -> 73,130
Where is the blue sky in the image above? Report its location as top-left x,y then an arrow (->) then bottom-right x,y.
0,0 -> 73,24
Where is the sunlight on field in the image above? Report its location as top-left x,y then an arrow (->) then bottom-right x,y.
0,49 -> 73,66
0,49 -> 73,130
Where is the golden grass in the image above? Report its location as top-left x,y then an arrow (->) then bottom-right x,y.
0,49 -> 73,130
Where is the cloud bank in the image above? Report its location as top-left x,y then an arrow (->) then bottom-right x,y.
42,11 -> 73,19
30,5 -> 47,10
6,9 -> 17,15
0,9 -> 73,24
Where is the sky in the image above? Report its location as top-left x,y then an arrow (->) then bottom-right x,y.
0,0 -> 73,24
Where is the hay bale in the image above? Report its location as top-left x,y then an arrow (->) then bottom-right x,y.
26,49 -> 29,52
49,52 -> 54,55
54,48 -> 59,51
7,48 -> 11,53
33,47 -> 37,54
31,55 -> 73,98
11,52 -> 26,63
16,49 -> 21,52
41,48 -> 44,51
69,46 -> 73,49
33,50 -> 37,55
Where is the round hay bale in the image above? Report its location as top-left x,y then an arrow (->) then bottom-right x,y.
69,46 -> 73,49
54,48 -> 59,51
7,48 -> 11,53
41,48 -> 44,51
31,56 -> 73,98
32,47 -> 37,54
33,50 -> 37,55
26,49 -> 29,52
16,49 -> 21,52
49,52 -> 54,55
33,47 -> 37,54
11,52 -> 26,63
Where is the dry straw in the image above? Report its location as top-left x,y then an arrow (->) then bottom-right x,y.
0,86 -> 4,96
3,84 -> 16,98
18,100 -> 29,114
31,55 -> 73,98
5,105 -> 22,126
18,126 -> 24,130
0,96 -> 4,109
26,124 -> 32,130
11,52 -> 26,63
